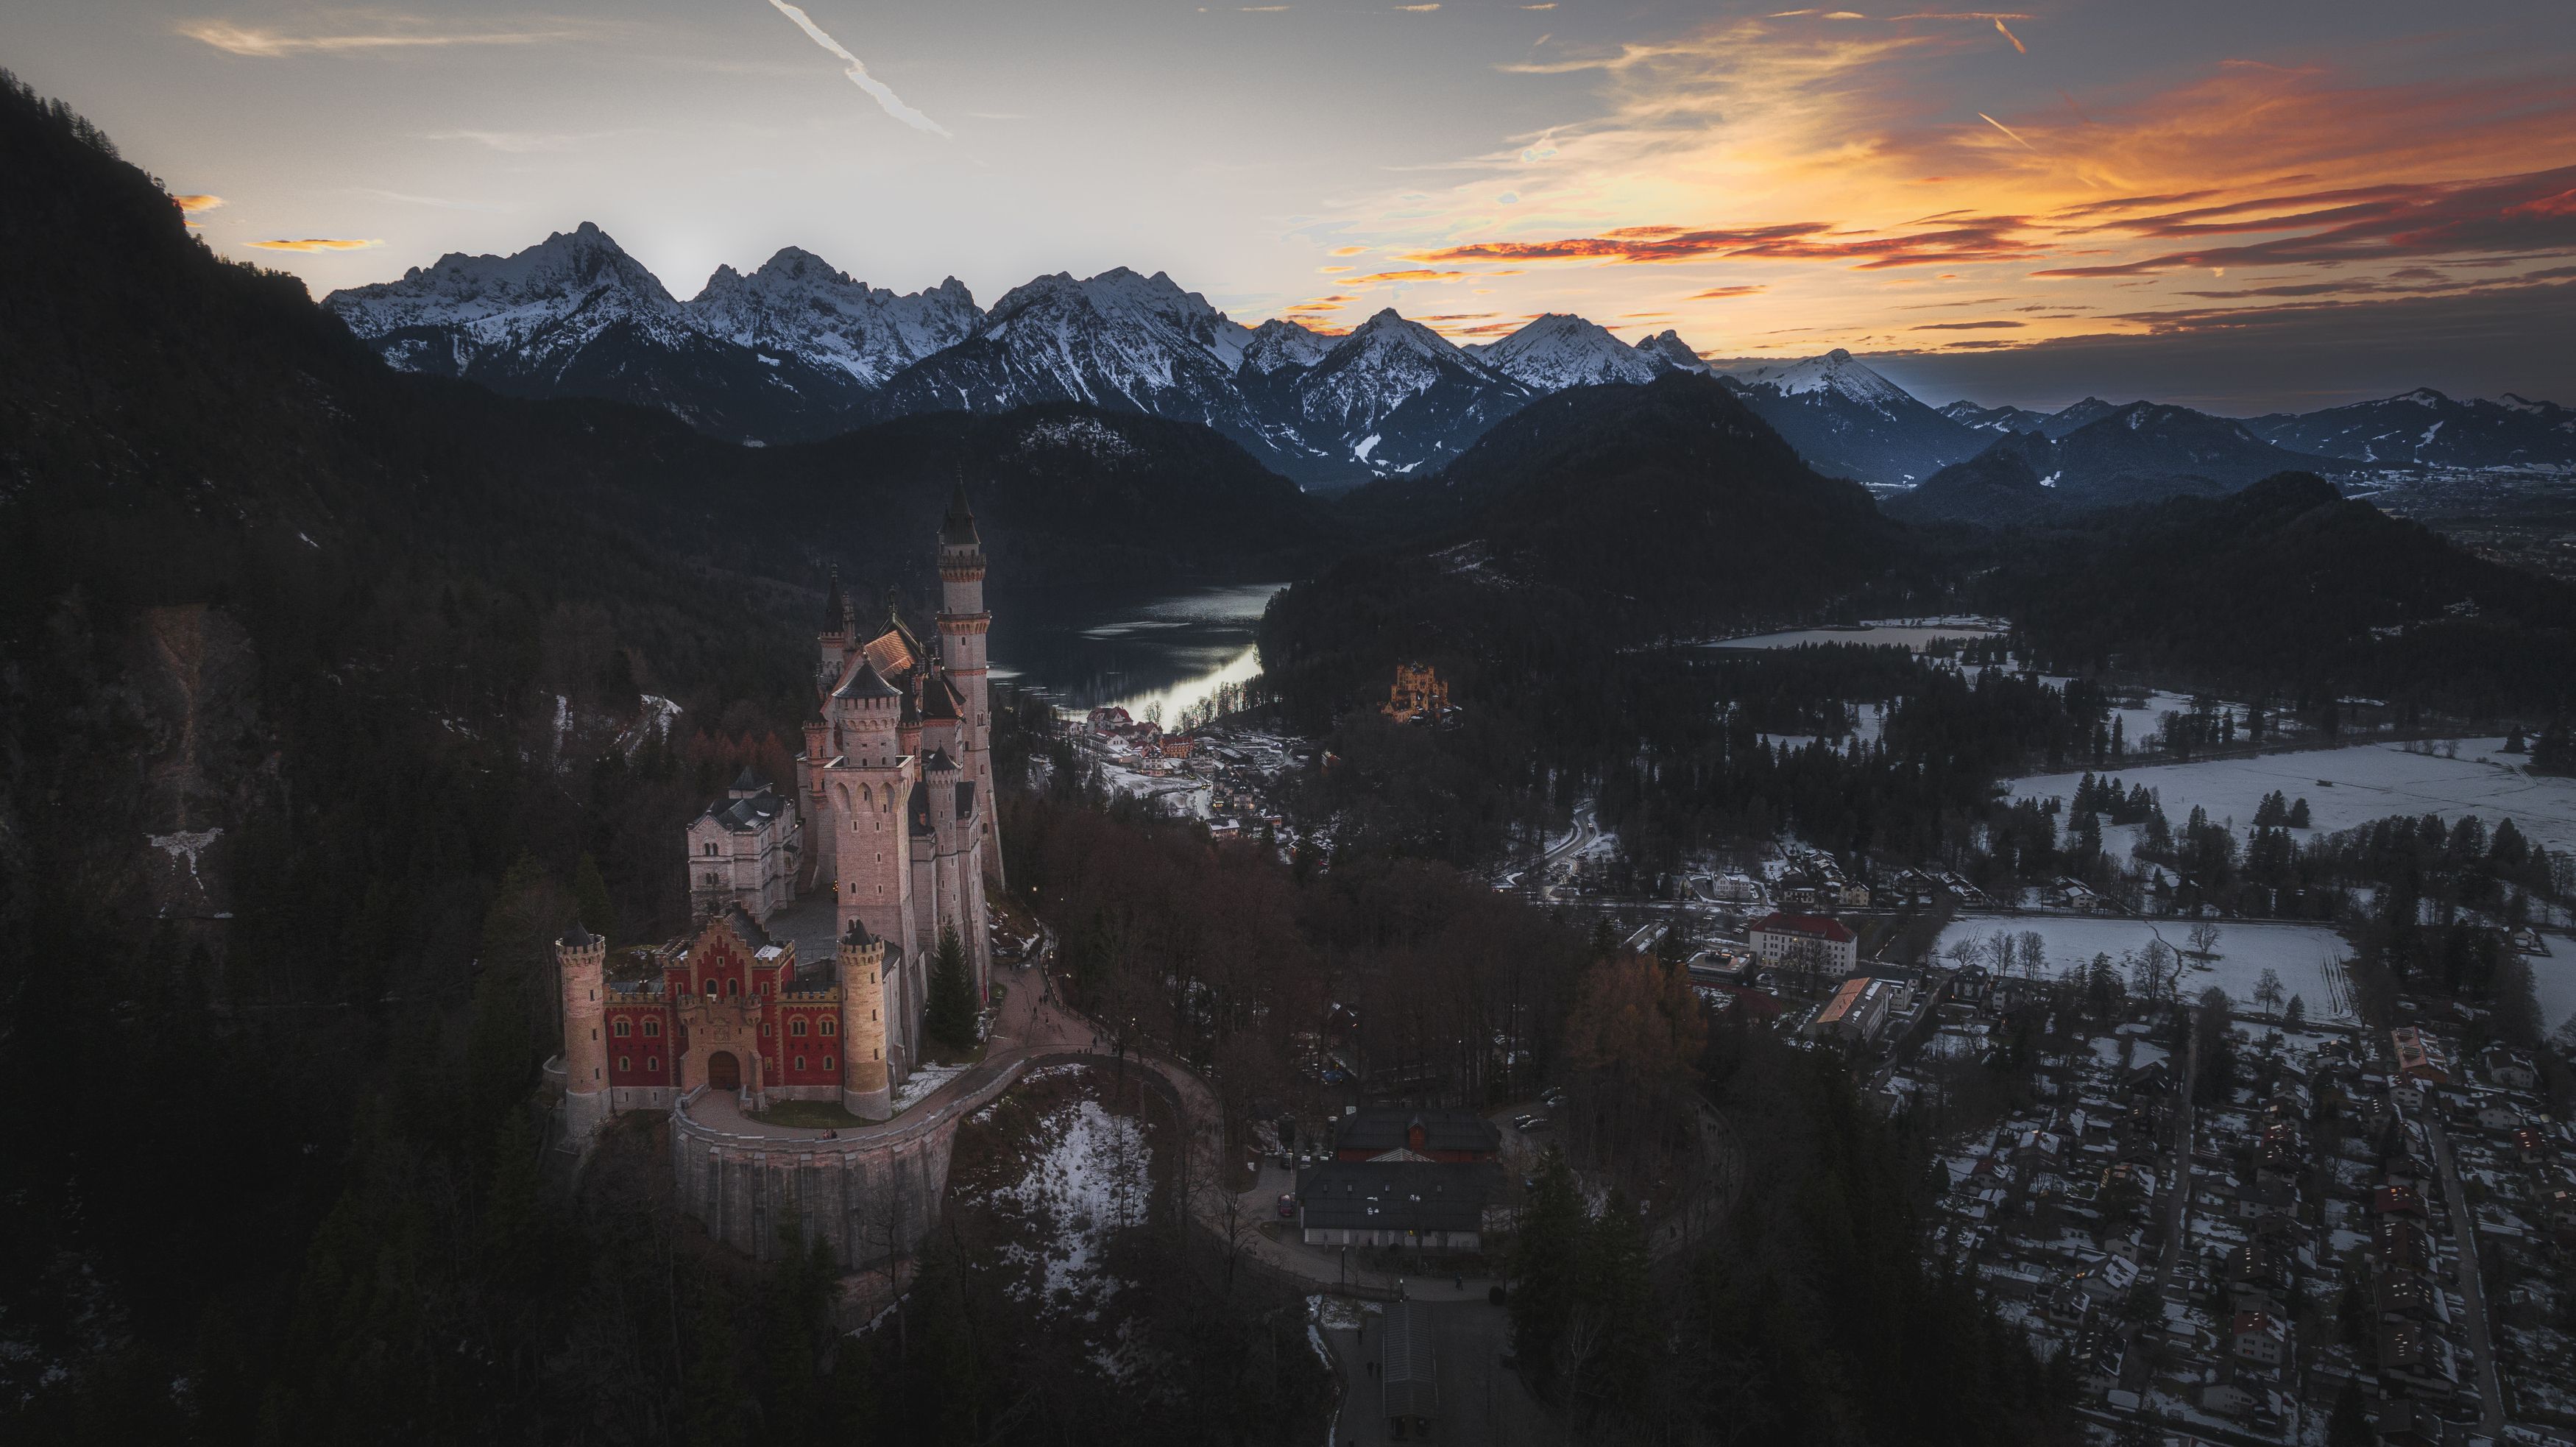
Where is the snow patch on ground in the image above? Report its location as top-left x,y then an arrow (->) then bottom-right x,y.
1935,915 -> 2357,1022
990,1097 -> 1153,1318
2010,738 -> 2576,852
891,1060 -> 968,1113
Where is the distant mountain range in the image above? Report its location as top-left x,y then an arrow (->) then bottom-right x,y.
322,222 -> 2576,497
1887,403 -> 2339,527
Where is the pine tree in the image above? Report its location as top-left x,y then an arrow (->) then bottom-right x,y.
924,924 -> 978,1054
1577,1189 -> 1655,1409
573,851 -> 618,944
1510,1147 -> 1585,1384
2326,1379 -> 2371,1447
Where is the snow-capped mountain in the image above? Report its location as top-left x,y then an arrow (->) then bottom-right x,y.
1717,348 -> 1985,487
1632,330 -> 1710,373
1939,399 -> 2050,435
325,224 -> 945,441
1239,318 -> 1334,375
1274,308 -> 1533,478
2038,396 -> 2128,439
1892,402 -> 2338,525
2243,387 -> 2576,470
688,248 -> 980,389
1468,313 -> 1663,392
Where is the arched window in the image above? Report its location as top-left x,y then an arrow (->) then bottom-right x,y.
791,1018 -> 808,1037
794,1055 -> 807,1072
643,1019 -> 660,1038
760,1022 -> 771,1038
614,1019 -> 631,1037
820,1019 -> 836,1036
646,1056 -> 659,1072
726,977 -> 738,996
824,1055 -> 834,1072
618,1056 -> 631,1072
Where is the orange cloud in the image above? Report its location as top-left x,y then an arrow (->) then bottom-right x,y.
1346,268 -> 1468,283
1329,245 -> 1368,256
247,237 -> 384,252
1689,285 -> 1768,299
173,194 -> 225,212
180,20 -> 576,57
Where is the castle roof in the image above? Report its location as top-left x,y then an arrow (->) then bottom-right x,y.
841,915 -> 876,948
941,484 -> 980,547
821,563 -> 846,632
832,659 -> 900,701
921,671 -> 965,721
923,747 -> 959,776
701,788 -> 788,833
560,922 -> 597,949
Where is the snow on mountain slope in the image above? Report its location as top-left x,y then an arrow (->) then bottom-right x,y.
687,249 -> 980,388
1939,399 -> 2050,435
1283,308 -> 1532,478
328,222 -> 697,373
1239,317 -> 1334,375
2243,388 -> 2576,470
1468,313 -> 1661,392
1719,349 -> 1984,487
1632,330 -> 1711,374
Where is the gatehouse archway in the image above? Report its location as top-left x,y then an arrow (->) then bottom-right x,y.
707,1050 -> 742,1092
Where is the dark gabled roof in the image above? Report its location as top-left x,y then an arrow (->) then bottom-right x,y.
1334,1108 -> 1501,1157
1295,1160 -> 1500,1234
560,922 -> 596,949
1750,912 -> 1857,944
923,747 -> 959,775
921,670 -> 964,721
941,483 -> 980,547
841,915 -> 875,948
729,765 -> 762,792
832,659 -> 900,701
703,790 -> 786,833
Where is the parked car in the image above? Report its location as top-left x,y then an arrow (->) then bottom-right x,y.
1522,1117 -> 1552,1132
1277,1193 -> 1297,1219
1512,1114 -> 1536,1131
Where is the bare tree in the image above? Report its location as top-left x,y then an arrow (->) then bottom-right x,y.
2253,967 -> 2284,1017
2187,920 -> 2222,961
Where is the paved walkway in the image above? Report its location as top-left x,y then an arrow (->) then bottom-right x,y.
2426,1117 -> 2506,1435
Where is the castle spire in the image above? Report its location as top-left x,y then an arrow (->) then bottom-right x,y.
940,481 -> 980,548
820,563 -> 846,633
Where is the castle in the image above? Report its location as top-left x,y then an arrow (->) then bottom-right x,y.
556,488 -> 999,1134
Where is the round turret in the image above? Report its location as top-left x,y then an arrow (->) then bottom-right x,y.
556,922 -> 611,1139
838,917 -> 892,1119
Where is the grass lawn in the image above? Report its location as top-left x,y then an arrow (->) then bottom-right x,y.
750,1099 -> 870,1130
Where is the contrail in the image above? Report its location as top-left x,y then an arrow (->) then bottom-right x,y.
1977,112 -> 2037,151
765,0 -> 950,138
1993,17 -> 2025,52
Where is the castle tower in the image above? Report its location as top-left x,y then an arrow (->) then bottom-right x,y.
556,923 -> 609,1139
935,485 -> 1003,889
838,919 -> 893,1119
817,564 -> 850,683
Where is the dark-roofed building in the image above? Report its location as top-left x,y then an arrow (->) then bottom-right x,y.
1295,1160 -> 1504,1250
1334,1107 -> 1502,1163
1381,1301 -> 1438,1438
687,768 -> 803,920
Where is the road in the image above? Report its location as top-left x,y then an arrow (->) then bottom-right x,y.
2424,1117 -> 2506,1435
2154,1017 -> 2200,1296
1319,1299 -> 1546,1447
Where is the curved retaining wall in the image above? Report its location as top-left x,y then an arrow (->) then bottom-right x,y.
669,1050 -> 1128,1267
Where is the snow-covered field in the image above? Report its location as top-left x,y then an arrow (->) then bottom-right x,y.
987,1094 -> 1153,1317
1935,915 -> 2357,1023
2529,935 -> 2576,1037
2006,738 -> 2576,852
1711,618 -> 2003,652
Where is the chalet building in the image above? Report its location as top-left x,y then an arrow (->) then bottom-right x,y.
1749,912 -> 1859,977
1293,1159 -> 1506,1250
1333,1107 -> 1501,1163
2391,1027 -> 2451,1085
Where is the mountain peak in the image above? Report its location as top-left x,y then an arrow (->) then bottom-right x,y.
1474,312 -> 1660,391
1634,330 -> 1711,374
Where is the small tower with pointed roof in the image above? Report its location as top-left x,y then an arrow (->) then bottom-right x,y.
935,483 -> 1003,896
838,917 -> 892,1119
556,921 -> 610,1139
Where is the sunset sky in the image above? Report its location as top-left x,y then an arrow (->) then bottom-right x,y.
8,1 -> 2575,409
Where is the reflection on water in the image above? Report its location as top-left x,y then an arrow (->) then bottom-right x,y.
988,582 -> 1288,720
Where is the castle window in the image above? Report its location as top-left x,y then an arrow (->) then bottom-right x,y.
646,1056 -> 659,1072
726,978 -> 738,996
614,1019 -> 631,1037
820,1019 -> 835,1036
795,1055 -> 807,1071
618,1056 -> 631,1072
824,1056 -> 834,1071
791,1018 -> 808,1037
760,1023 -> 771,1038
704,842 -> 718,857
643,1019 -> 660,1038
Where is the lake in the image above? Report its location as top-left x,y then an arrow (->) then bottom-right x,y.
987,581 -> 1288,720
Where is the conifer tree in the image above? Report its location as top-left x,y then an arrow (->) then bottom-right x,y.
925,924 -> 977,1053
1510,1147 -> 1586,1383
573,852 -> 618,944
